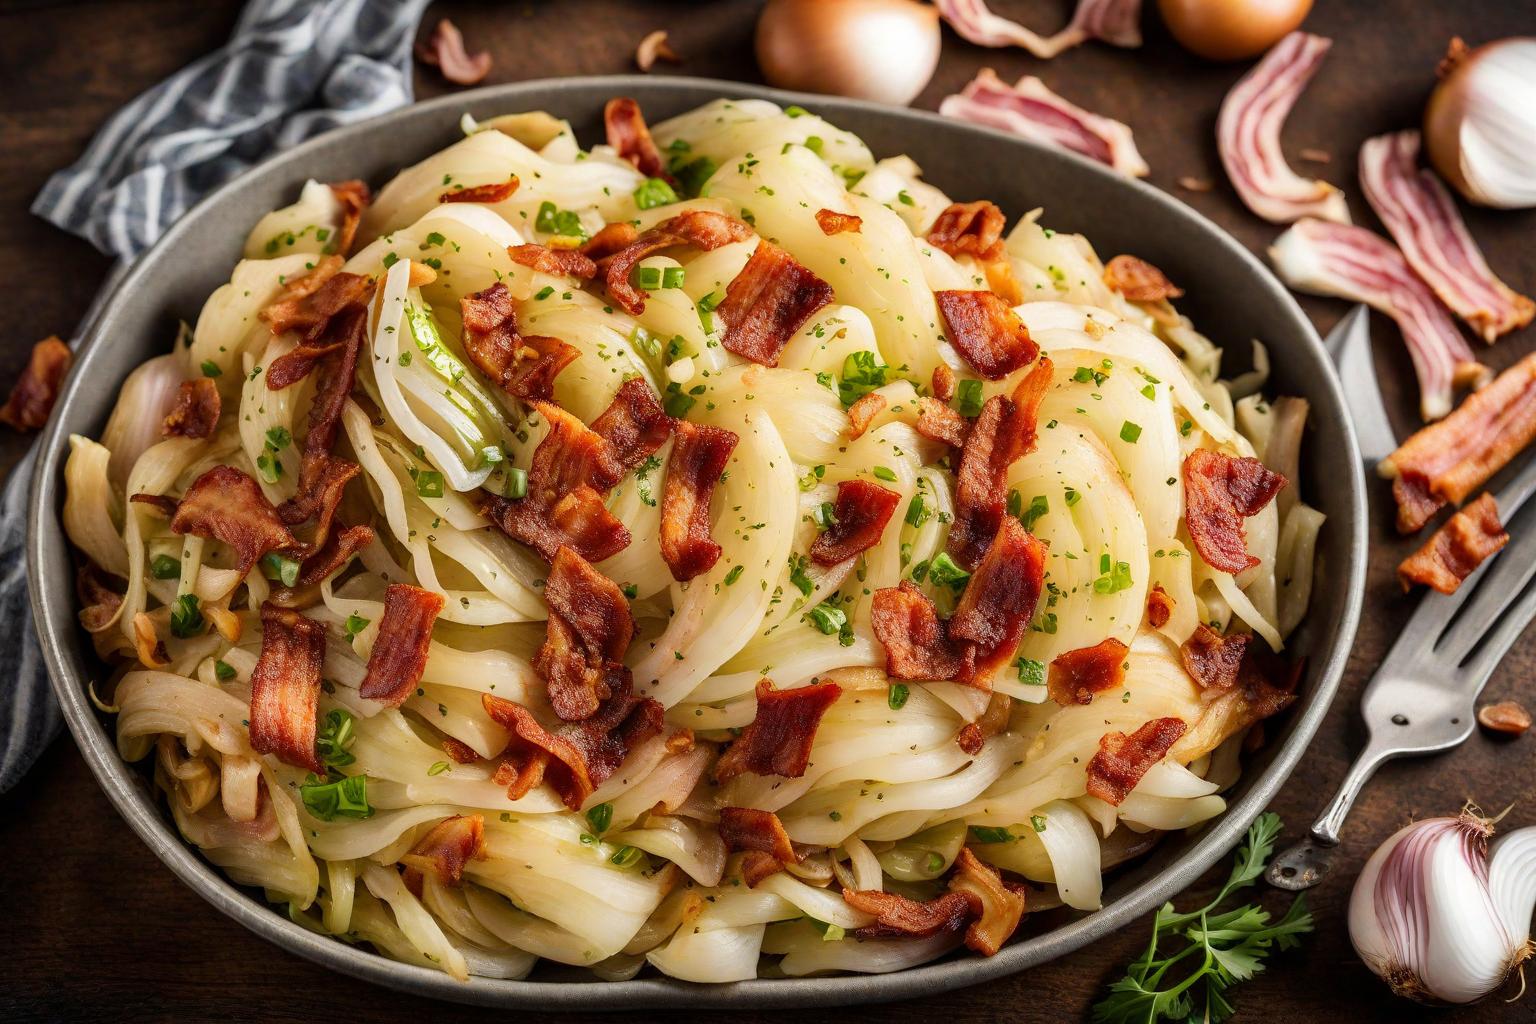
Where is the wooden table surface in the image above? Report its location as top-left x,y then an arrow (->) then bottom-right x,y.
3,1 -> 1535,1020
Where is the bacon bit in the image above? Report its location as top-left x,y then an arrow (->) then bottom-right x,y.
660,420 -> 738,581
1477,701 -> 1531,737
847,888 -> 978,940
277,451 -> 360,551
0,336 -> 71,432
949,357 -> 1053,568
132,612 -> 170,668
1217,33 -> 1348,224
635,29 -> 681,72
845,392 -> 886,440
665,729 -> 695,754
815,208 -> 862,235
401,815 -> 485,887
1086,716 -> 1187,806
171,466 -> 298,578
939,69 -> 1149,177
439,180 -> 519,205
506,243 -> 597,280
260,267 -> 374,342
77,563 -> 124,633
286,523 -> 373,592
715,678 -> 842,781
1381,353 -> 1536,531
357,584 -> 445,707
460,283 -> 577,403
604,97 -> 666,178
414,18 -> 492,86
718,807 -> 797,863
590,377 -> 673,488
538,547 -> 635,721
929,201 -> 1008,261
1398,492 -> 1507,594
1103,255 -> 1184,302
1182,449 -> 1286,574
950,847 -> 1027,955
933,0 -> 1140,58
871,581 -> 974,681
327,180 -> 371,258
739,850 -> 787,888
481,487 -> 630,565
669,210 -> 756,250
248,604 -> 327,773
1177,176 -> 1214,193
950,517 -> 1048,685
932,364 -> 957,403
1049,637 -> 1129,706
809,480 -> 901,566
582,222 -> 641,261
1180,624 -> 1249,693
492,749 -> 547,801
717,242 -> 835,367
129,493 -> 178,518
1146,585 -> 1174,629
956,723 -> 985,755
443,737 -> 481,764
916,396 -> 968,448
161,378 -> 220,438
597,211 -> 753,314
481,681 -> 664,811
1360,131 -> 1534,342
936,290 -> 1038,381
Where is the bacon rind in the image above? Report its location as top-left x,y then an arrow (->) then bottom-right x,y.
717,242 -> 835,367
539,547 -> 635,721
1182,449 -> 1286,574
949,847 -> 1027,956
1216,32 -> 1349,225
1049,637 -> 1129,706
327,180 -> 371,258
715,678 -> 842,781
949,516 -> 1048,685
460,282 -> 579,402
1085,716 -> 1187,806
358,584 -> 445,707
936,290 -> 1039,381
415,17 -> 492,85
1398,492 -> 1507,594
604,97 -> 666,178
846,888 -> 978,940
809,480 -> 901,566
660,420 -> 737,581
1179,624 -> 1249,694
0,336 -> 71,431
1103,255 -> 1184,302
916,396 -> 968,448
815,209 -> 862,235
932,0 -> 1141,58
161,378 -> 220,439
718,807 -> 797,863
871,581 -> 974,682
400,814 -> 485,886
170,466 -> 298,577
506,243 -> 597,280
249,604 -> 328,774
589,377 -> 673,489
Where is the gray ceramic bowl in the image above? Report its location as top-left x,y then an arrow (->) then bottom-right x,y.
27,76 -> 1366,1009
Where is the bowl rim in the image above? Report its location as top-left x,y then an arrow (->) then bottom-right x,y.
26,74 -> 1367,1010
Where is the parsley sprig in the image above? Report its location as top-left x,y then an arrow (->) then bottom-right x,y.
1092,812 -> 1313,1024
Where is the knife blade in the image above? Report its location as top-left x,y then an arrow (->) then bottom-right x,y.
1322,304 -> 1398,467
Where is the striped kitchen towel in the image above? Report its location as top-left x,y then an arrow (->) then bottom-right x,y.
3,0 -> 430,793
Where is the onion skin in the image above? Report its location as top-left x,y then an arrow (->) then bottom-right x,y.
755,0 -> 941,106
1157,0 -> 1313,62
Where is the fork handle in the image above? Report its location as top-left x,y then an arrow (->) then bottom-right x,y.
1266,738 -> 1399,890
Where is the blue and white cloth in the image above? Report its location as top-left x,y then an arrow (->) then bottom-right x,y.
1,0 -> 431,793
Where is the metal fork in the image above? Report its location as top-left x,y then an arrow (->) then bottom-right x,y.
1268,307 -> 1536,889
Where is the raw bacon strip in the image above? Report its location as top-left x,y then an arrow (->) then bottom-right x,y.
810,480 -> 901,565
440,180 -> 519,205
916,397 -> 967,448
604,97 -> 666,178
460,282 -> 579,402
1217,33 -> 1348,224
0,336 -> 71,431
1049,637 -> 1130,706
327,180 -> 371,258
1103,255 -> 1183,302
815,209 -> 862,235
949,848 -> 1027,956
589,377 -> 673,489
1359,131 -> 1533,342
948,357 -> 1053,568
717,242 -> 835,367
934,0 -> 1141,59
597,211 -> 753,314
846,392 -> 886,440
1379,352 -> 1536,532
1180,624 -> 1249,693
358,584 -> 445,707
249,604 -> 328,774
939,69 -> 1149,178
506,243 -> 597,280
400,814 -> 484,886
538,546 -> 636,721
161,378 -> 220,439
936,290 -> 1039,380
871,581 -> 974,682
1182,449 -> 1286,574
1270,218 -> 1485,421
1085,716 -> 1187,806
415,18 -> 492,86
660,421 -> 738,581
718,807 -> 797,863
949,516 -> 1048,685
1398,492 -> 1507,594
715,678 -> 842,781
846,889 -> 977,940
170,466 -> 298,577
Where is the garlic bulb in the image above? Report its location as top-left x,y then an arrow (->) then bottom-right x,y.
755,0 -> 941,106
1349,809 -> 1536,1004
1424,37 -> 1536,208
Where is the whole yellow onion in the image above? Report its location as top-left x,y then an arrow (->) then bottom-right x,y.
755,0 -> 941,106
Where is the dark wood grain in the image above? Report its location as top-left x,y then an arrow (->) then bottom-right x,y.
3,1 -> 1536,1020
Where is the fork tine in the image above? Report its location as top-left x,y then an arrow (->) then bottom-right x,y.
1456,567 -> 1536,684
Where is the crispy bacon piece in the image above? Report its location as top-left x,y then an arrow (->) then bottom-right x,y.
949,357 -> 1053,568
719,807 -> 796,862
597,211 -> 753,314
1180,624 -> 1249,694
481,681 -> 664,811
327,180 -> 371,258
810,480 -> 901,566
460,282 -> 578,402
949,847 -> 1027,956
928,201 -> 1007,260
668,210 -> 756,251
1104,255 -> 1184,302
871,581 -> 973,681
1182,449 -> 1286,574
1379,353 -> 1536,532
480,487 -> 630,565
846,888 -> 978,940
603,97 -> 666,178
442,737 -> 480,764
260,266 -> 374,341
933,0 -> 1141,57
1049,637 -> 1129,706
1146,585 -> 1174,629
815,208 -> 862,235
400,814 -> 484,886
715,678 -> 842,781
248,604 -> 327,774
538,547 -> 635,721
916,396 -> 968,448
277,451 -> 360,552
506,243 -> 597,279
845,392 -> 886,440
1398,492 -> 1508,594
1,336 -> 71,431
161,378 -> 220,439
77,563 -> 124,633
949,517 -> 1048,685
936,290 -> 1038,381
440,180 -> 519,205
932,364 -> 957,403
171,466 -> 297,577
660,420 -> 737,581
716,242 -> 835,367
590,376 -> 673,488
537,615 -> 626,723
415,18 -> 492,85
582,222 -> 641,261
288,523 -> 372,591
1086,717 -> 1187,806
358,584 -> 445,707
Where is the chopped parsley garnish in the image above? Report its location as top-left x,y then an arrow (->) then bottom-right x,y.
1120,420 -> 1143,444
956,378 -> 984,417
1016,657 -> 1046,686
169,594 -> 203,638
837,350 -> 887,408
927,551 -> 970,588
872,465 -> 897,482
788,554 -> 815,597
905,494 -> 930,528
300,773 -> 373,821
633,177 -> 679,209
806,601 -> 846,636
214,659 -> 237,682
535,200 -> 586,240
887,683 -> 910,710
415,470 -> 445,498
344,614 -> 370,639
